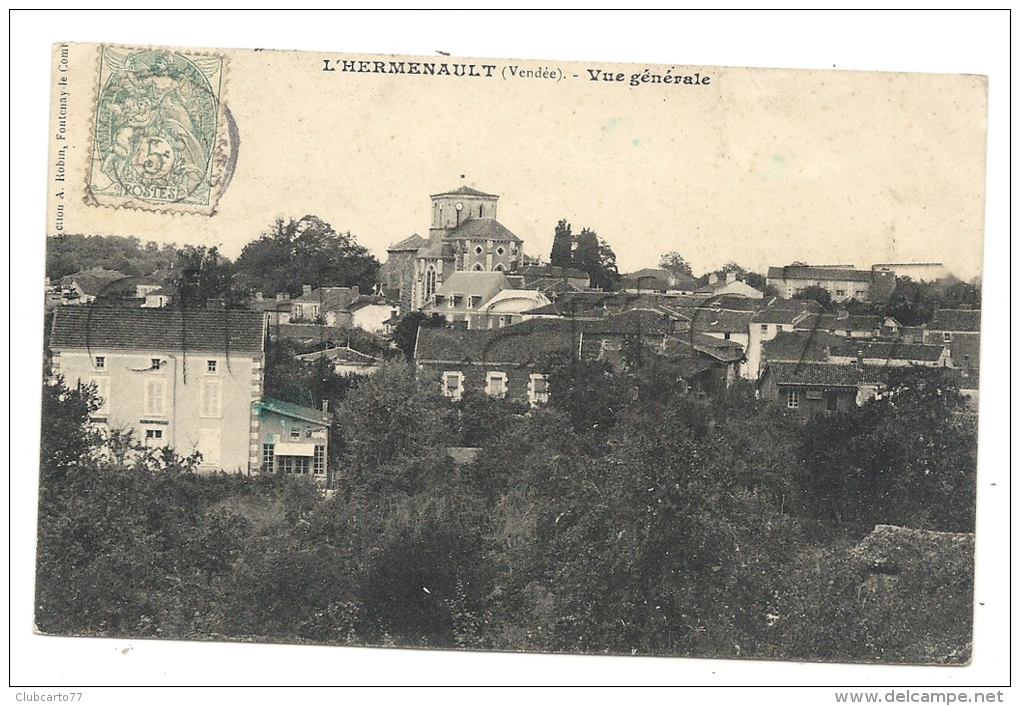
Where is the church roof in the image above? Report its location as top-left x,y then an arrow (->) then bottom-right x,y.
444,218 -> 522,243
430,185 -> 498,198
388,233 -> 428,252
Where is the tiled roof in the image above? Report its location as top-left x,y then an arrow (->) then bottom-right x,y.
688,308 -> 753,334
415,319 -> 576,365
765,361 -> 887,387
256,397 -> 331,426
435,271 -> 510,303
813,314 -> 882,332
762,330 -> 844,363
519,265 -> 589,280
767,265 -> 873,283
50,305 -> 264,353
431,185 -> 498,198
830,340 -> 946,363
444,218 -> 522,243
296,346 -> 380,365
292,286 -> 357,307
928,309 -> 981,333
753,305 -> 816,324
61,268 -> 131,296
388,233 -> 428,251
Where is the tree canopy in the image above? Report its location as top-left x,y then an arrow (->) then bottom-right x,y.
659,251 -> 694,280
234,216 -> 380,297
549,219 -> 573,269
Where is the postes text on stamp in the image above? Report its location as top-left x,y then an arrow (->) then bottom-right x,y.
87,46 -> 228,214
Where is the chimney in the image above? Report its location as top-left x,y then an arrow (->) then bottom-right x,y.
322,400 -> 329,413
352,285 -> 359,296
709,273 -> 718,285
726,271 -> 737,283
276,292 -> 289,302
255,292 -> 264,302
303,284 -> 313,296
856,350 -> 864,370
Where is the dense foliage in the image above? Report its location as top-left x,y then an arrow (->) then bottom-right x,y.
46,234 -> 176,281
234,216 -> 380,297
36,362 -> 976,662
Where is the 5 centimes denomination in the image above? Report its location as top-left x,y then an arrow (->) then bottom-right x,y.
86,45 -> 228,214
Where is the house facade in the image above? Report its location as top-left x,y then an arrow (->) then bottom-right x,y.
758,361 -> 885,416
766,265 -> 896,303
50,305 -> 266,473
254,397 -> 331,481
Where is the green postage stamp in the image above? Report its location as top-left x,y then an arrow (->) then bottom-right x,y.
87,46 -> 229,214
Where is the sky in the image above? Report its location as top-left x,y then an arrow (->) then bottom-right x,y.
38,16 -> 988,282
9,10 -> 1011,694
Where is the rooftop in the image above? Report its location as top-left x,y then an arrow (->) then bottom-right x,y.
431,185 -> 498,199
928,309 -> 982,333
256,397 -> 331,426
50,305 -> 264,353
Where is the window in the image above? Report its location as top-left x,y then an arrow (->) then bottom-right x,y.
494,264 -> 505,272
472,263 -> 484,271
290,427 -> 301,440
787,389 -> 800,409
262,443 -> 275,472
760,324 -> 769,334
479,204 -> 483,217
442,371 -> 463,401
206,360 -> 217,374
496,246 -> 505,256
723,332 -> 731,340
144,379 -> 166,416
447,295 -> 456,308
486,371 -> 507,398
474,245 -> 483,255
855,289 -> 866,298
281,456 -> 311,475
95,356 -> 105,370
529,374 -> 549,405
151,357 -> 162,370
425,267 -> 437,301
835,289 -> 846,297
466,296 -> 474,309
313,445 -> 326,476
197,429 -> 221,466
144,428 -> 164,447
200,379 -> 222,418
943,332 -> 952,343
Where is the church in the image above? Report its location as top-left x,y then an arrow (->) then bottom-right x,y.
382,185 -> 525,311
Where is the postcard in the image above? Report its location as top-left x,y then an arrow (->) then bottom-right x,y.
27,30 -> 997,687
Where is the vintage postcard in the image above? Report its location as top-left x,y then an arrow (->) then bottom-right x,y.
30,32 -> 995,684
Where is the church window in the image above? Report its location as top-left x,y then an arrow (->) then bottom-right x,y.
474,245 -> 483,255
473,263 -> 484,271
494,264 -> 505,272
425,267 -> 437,301
479,204 -> 483,217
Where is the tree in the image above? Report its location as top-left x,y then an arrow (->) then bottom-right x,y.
166,245 -> 242,308
794,284 -> 834,310
573,228 -> 619,292
659,251 -> 694,280
799,366 -> 976,532
393,311 -> 448,362
234,216 -> 380,296
549,219 -> 573,269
